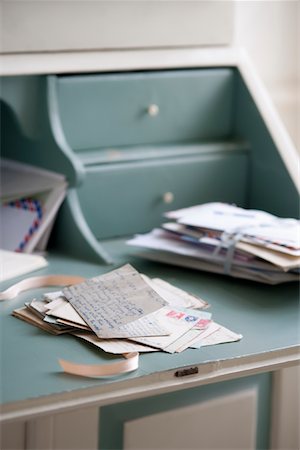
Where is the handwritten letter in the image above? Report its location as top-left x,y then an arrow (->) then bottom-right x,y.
63,264 -> 167,338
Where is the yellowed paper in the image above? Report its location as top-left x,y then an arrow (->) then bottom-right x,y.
74,332 -> 158,354
237,241 -> 300,271
142,275 -> 208,309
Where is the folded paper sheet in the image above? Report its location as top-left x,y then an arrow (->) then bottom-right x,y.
0,250 -> 48,283
132,308 -> 212,353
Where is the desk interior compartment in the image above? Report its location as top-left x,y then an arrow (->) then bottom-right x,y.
1,68 -> 298,262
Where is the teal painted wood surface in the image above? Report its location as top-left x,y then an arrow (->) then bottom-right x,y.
56,69 -> 235,151
77,149 -> 249,239
0,243 -> 299,406
50,188 -> 114,263
77,140 -> 249,166
0,77 -> 84,187
99,372 -> 272,450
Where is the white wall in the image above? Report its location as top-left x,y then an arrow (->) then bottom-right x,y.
235,0 -> 299,150
1,1 -> 299,151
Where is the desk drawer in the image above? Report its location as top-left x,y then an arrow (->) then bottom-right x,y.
78,151 -> 248,239
56,69 -> 235,152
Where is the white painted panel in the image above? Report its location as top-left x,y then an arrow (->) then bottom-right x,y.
235,0 -> 299,150
1,1 -> 233,53
124,388 -> 257,450
25,416 -> 54,450
271,365 -> 300,450
0,420 -> 26,450
53,406 -> 99,450
24,407 -> 99,450
0,46 -> 238,77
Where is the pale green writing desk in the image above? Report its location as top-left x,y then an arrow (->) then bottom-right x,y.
1,57 -> 299,449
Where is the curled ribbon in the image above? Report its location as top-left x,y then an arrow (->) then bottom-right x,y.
0,274 -> 85,300
59,352 -> 139,377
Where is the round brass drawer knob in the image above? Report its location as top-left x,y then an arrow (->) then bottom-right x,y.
163,192 -> 174,204
148,104 -> 159,117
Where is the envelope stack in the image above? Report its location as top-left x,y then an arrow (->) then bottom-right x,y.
13,264 -> 242,357
128,203 -> 300,284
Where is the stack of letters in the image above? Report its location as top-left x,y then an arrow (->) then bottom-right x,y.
13,264 -> 242,356
128,202 -> 300,284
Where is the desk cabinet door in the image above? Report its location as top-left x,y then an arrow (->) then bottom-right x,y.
99,373 -> 272,450
123,389 -> 257,450
0,407 -> 98,450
